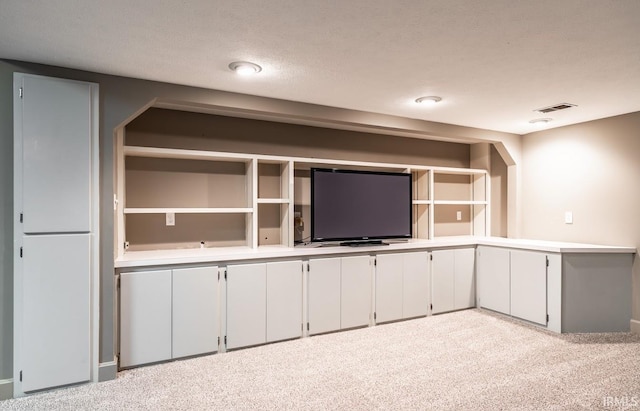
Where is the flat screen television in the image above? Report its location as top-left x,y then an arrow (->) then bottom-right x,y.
311,168 -> 412,245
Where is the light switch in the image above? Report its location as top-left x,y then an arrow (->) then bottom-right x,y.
564,211 -> 573,224
166,212 -> 175,226
456,211 -> 462,221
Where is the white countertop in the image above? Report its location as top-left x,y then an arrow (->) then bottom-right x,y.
114,237 -> 636,269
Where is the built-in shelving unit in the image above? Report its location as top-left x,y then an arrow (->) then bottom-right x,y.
115,140 -> 490,260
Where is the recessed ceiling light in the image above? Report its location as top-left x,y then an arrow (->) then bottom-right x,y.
415,96 -> 442,105
228,61 -> 262,75
529,118 -> 553,125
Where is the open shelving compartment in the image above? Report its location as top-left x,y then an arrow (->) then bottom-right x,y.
120,146 -> 256,253
114,138 -> 490,260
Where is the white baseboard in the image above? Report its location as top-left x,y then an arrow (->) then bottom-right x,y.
0,379 -> 13,400
631,319 -> 640,335
98,361 -> 117,382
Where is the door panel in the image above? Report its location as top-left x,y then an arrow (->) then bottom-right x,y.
21,76 -> 92,233
308,258 -> 341,335
172,266 -> 219,358
119,270 -> 172,368
226,264 -> 267,349
266,261 -> 303,342
431,250 -> 455,314
510,250 -> 547,325
476,246 -> 511,315
22,235 -> 91,391
340,256 -> 371,329
403,252 -> 430,318
375,254 -> 403,323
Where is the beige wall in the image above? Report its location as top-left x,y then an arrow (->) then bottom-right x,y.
521,111 -> 640,322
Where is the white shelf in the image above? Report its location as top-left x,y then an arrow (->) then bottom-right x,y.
257,198 -> 290,204
124,207 -> 254,214
117,143 -> 491,257
433,201 -> 488,205
124,146 -> 254,162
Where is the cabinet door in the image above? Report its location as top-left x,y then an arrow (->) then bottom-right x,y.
266,260 -> 303,342
510,250 -> 547,325
476,246 -> 511,315
431,250 -> 455,314
22,235 -> 91,391
308,258 -> 341,335
120,270 -> 172,368
454,248 -> 476,310
172,266 -> 219,359
21,75 -> 93,233
341,255 -> 372,329
402,252 -> 430,318
375,253 -> 404,323
226,264 -> 267,349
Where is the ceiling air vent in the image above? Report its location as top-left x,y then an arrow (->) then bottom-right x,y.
534,103 -> 577,114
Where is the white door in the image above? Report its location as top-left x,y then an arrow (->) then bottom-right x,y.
476,246 -> 511,315
119,270 -> 172,368
172,266 -> 219,358
308,258 -> 341,335
402,252 -> 430,318
21,235 -> 91,391
375,253 -> 403,323
510,250 -> 547,325
20,75 -> 93,234
431,250 -> 455,314
226,264 -> 267,349
266,260 -> 303,342
454,248 -> 476,310
340,255 -> 372,329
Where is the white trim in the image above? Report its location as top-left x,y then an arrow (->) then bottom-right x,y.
98,361 -> 117,382
124,207 -> 253,214
0,379 -> 13,400
631,319 -> 640,335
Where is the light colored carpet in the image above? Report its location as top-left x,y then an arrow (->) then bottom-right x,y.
2,309 -> 640,410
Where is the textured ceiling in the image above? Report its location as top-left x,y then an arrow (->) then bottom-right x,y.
1,0 -> 639,134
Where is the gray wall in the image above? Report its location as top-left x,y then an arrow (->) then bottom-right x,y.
0,58 -> 518,381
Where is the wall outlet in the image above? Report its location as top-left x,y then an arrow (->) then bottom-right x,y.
166,212 -> 175,226
564,211 -> 573,224
456,211 -> 462,221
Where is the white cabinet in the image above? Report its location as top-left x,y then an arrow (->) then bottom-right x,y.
431,250 -> 455,314
402,252 -> 430,318
476,246 -> 510,315
431,248 -> 475,314
308,258 -> 342,335
120,270 -> 172,368
227,260 -> 303,348
20,75 -> 93,234
375,254 -> 404,323
172,267 -> 219,358
454,248 -> 475,310
375,252 -> 430,322
307,256 -> 371,334
120,267 -> 219,367
14,74 -> 99,395
21,235 -> 91,392
510,250 -> 547,325
226,264 -> 267,349
340,256 -> 372,329
266,260 -> 303,342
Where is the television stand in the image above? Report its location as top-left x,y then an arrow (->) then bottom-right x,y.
340,240 -> 389,247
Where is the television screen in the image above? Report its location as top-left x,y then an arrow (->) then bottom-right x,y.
311,168 -> 412,244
